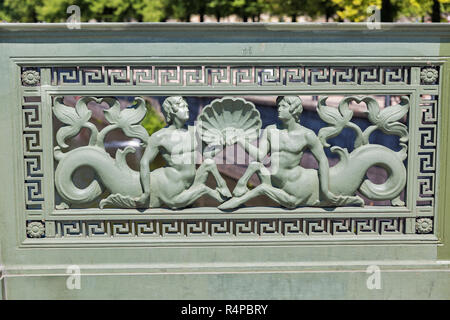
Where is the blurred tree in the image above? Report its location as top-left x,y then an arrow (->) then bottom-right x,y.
165,0 -> 211,22
380,0 -> 397,21
400,0 -> 432,21
36,0 -> 89,22
0,0 -> 447,23
140,101 -> 166,170
331,0 -> 448,22
305,0 -> 340,21
267,0 -> 307,22
141,102 -> 166,135
331,0 -> 382,22
82,0 -> 168,22
432,0 -> 450,22
432,0 -> 441,21
83,0 -> 134,21
11,0 -> 169,23
132,0 -> 168,22
207,0 -> 233,21
0,0 -> 42,22
267,0 -> 338,22
231,0 -> 268,22
392,0 -> 449,22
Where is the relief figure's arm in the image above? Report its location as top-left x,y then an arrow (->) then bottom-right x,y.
203,143 -> 223,159
237,128 -> 270,162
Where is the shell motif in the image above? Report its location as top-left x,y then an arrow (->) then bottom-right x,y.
197,97 -> 262,146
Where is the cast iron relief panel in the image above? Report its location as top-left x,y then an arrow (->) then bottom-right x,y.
20,65 -> 439,242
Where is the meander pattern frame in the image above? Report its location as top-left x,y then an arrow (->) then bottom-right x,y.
17,59 -> 441,245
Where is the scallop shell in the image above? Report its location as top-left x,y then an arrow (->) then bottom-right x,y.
197,97 -> 262,146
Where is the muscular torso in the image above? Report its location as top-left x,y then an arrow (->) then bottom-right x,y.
153,126 -> 198,183
266,124 -> 312,187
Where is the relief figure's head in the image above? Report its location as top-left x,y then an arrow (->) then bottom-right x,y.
161,96 -> 189,126
276,96 -> 303,123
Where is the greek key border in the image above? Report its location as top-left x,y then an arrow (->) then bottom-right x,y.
50,65 -> 413,87
19,63 -> 440,240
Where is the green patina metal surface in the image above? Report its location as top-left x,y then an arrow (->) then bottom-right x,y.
437,42 -> 450,260
0,23 -> 449,299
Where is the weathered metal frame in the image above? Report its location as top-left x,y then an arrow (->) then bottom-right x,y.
14,59 -> 439,244
1,23 -> 449,299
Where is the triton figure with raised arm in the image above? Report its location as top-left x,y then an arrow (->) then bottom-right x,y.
53,94 -> 407,210
53,95 -> 231,209
135,96 -> 231,208
219,96 -> 365,209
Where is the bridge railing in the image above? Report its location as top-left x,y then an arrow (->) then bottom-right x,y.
0,23 -> 449,299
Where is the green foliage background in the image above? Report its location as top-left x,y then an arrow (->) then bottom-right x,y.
0,0 -> 448,22
141,102 -> 165,136
140,101 -> 166,170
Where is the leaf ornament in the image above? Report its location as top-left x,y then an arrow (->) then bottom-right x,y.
102,97 -> 149,145
365,96 -> 409,141
53,96 -> 99,148
317,96 -> 355,147
115,146 -> 137,171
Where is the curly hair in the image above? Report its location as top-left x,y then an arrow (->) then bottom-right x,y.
161,96 -> 186,125
276,96 -> 303,122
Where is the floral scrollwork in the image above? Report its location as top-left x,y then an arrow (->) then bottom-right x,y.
53,96 -> 149,149
26,221 -> 45,238
317,96 -> 409,157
